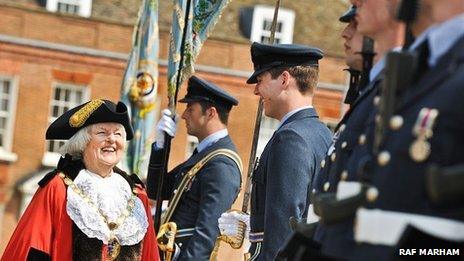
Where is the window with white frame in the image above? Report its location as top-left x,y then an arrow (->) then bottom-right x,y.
43,83 -> 89,166
46,0 -> 93,18
250,5 -> 295,44
0,76 -> 18,162
256,114 -> 279,157
185,135 -> 199,159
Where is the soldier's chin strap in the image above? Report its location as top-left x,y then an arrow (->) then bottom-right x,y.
356,37 -> 376,92
343,68 -> 361,105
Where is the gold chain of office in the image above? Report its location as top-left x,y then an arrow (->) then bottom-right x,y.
58,172 -> 137,260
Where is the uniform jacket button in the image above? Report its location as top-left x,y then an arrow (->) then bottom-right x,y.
377,151 -> 391,166
359,134 -> 366,145
324,182 -> 330,192
366,187 -> 379,202
340,170 -> 348,181
389,115 -> 404,130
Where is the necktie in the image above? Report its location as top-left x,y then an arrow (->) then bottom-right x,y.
414,39 -> 430,82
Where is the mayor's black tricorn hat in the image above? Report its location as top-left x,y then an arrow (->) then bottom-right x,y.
179,76 -> 239,111
46,99 -> 134,140
339,5 -> 356,23
247,42 -> 324,84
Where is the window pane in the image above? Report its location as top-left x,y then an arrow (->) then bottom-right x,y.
55,88 -> 61,100
261,36 -> 271,44
75,91 -> 82,103
53,105 -> 60,117
48,84 -> 87,152
276,22 -> 283,32
0,79 -> 14,150
263,20 -> 272,31
3,81 -> 10,94
0,117 -> 5,129
57,2 -> 80,14
64,89 -> 70,101
1,99 -> 8,111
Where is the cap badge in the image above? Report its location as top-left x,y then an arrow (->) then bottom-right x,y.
69,99 -> 104,128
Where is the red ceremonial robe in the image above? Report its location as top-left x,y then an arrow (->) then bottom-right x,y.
1,175 -> 159,261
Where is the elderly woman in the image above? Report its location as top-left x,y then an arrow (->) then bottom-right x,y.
2,99 -> 159,260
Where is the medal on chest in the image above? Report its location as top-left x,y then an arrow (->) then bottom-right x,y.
409,108 -> 438,162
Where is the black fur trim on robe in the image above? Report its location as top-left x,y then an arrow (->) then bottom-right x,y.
27,247 -> 51,261
72,224 -> 141,261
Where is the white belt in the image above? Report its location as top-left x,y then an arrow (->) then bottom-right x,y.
337,181 -> 362,200
354,208 -> 464,246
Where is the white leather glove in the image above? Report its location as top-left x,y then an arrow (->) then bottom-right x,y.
155,109 -> 178,149
218,211 -> 250,239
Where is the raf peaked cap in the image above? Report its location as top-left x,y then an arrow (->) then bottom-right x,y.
339,5 -> 356,23
179,75 -> 239,111
46,99 -> 134,140
247,42 -> 324,84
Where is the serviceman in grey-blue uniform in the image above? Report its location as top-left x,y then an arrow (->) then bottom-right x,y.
219,43 -> 332,261
150,75 -> 242,260
349,0 -> 464,259
311,0 -> 464,260
311,0 -> 406,259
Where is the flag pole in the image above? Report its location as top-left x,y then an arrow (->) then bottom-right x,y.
154,0 -> 192,231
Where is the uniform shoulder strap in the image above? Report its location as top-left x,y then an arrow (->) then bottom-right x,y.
161,149 -> 243,225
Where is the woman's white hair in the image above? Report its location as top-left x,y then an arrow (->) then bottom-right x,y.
59,123 -> 126,159
59,125 -> 93,159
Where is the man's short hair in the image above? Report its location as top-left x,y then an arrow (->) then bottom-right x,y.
268,65 -> 319,95
198,101 -> 230,125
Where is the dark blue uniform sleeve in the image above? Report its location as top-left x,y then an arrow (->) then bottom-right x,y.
146,143 -> 177,200
178,157 -> 241,260
261,130 -> 317,261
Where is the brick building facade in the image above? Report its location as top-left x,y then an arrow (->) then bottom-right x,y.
0,0 -> 349,257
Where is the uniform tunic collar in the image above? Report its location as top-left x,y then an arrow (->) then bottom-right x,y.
410,14 -> 464,67
277,105 -> 313,129
196,129 -> 228,153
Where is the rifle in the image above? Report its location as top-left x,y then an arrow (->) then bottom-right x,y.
373,0 -> 420,153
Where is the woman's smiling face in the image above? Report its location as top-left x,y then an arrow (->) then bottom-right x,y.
83,122 -> 126,174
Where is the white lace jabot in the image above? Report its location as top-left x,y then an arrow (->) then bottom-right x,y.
66,169 -> 148,245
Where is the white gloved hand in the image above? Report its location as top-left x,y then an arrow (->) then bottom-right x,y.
155,109 -> 178,149
218,211 -> 250,239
